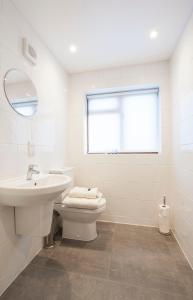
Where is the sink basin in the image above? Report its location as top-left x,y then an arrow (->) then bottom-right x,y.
0,173 -> 72,237
0,174 -> 71,207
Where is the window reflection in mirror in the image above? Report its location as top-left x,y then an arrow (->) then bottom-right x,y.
4,69 -> 38,117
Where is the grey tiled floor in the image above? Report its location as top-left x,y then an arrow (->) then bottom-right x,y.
1,222 -> 193,299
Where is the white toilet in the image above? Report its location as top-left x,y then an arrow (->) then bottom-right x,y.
55,198 -> 106,241
54,168 -> 106,241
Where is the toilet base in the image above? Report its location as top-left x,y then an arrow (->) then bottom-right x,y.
62,219 -> 97,241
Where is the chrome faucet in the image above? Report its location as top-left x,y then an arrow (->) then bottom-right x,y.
27,164 -> 40,180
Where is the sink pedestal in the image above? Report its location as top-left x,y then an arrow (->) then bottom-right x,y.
15,201 -> 54,236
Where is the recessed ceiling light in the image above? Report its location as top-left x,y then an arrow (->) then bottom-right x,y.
149,29 -> 158,39
69,45 -> 77,53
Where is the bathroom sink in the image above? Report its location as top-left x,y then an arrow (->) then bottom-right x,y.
0,173 -> 72,237
0,174 -> 71,207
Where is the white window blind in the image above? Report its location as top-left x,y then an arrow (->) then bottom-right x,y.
86,88 -> 160,153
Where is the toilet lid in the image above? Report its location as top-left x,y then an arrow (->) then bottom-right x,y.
62,196 -> 106,210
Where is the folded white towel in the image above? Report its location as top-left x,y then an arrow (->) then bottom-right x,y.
97,192 -> 103,198
69,186 -> 98,199
63,196 -> 106,210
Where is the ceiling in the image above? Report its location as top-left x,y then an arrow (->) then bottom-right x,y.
12,0 -> 193,73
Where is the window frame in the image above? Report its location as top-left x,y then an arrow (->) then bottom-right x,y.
86,87 -> 160,154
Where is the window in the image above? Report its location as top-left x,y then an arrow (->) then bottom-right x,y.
12,97 -> 37,117
86,87 -> 160,153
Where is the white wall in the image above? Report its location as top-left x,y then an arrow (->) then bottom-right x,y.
68,61 -> 171,226
170,12 -> 193,268
0,0 -> 68,295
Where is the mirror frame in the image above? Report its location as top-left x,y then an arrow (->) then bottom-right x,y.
3,68 -> 38,118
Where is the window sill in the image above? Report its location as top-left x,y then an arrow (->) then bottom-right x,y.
86,152 -> 159,154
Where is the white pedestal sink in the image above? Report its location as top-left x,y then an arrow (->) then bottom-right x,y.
0,174 -> 71,237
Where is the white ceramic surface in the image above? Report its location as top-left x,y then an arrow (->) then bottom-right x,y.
0,174 -> 71,207
55,200 -> 106,241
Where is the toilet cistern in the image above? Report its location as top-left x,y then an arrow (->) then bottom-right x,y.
27,164 -> 40,180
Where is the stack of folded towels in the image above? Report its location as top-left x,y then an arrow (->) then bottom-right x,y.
63,186 -> 105,210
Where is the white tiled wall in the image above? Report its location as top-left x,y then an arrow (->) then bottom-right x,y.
68,61 -> 171,226
1,0 -> 192,293
0,0 -> 68,295
170,12 -> 193,268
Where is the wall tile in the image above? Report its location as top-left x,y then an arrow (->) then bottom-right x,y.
0,0 -> 68,295
170,12 -> 193,268
68,61 -> 171,227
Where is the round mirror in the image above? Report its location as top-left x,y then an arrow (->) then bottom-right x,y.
4,69 -> 38,117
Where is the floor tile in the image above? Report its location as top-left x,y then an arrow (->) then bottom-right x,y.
69,273 -> 146,300
144,288 -> 192,300
44,242 -> 111,279
1,264 -> 71,300
1,222 -> 193,300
